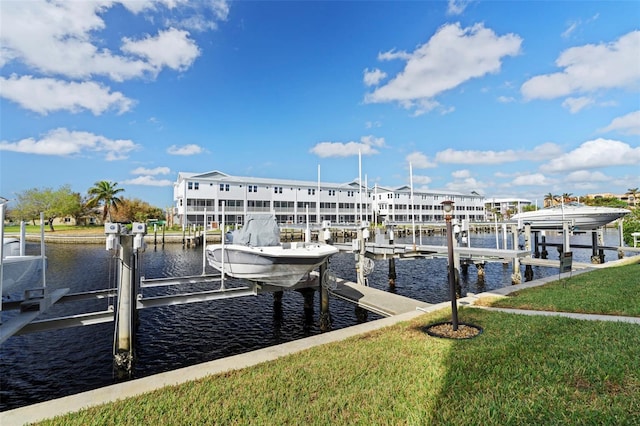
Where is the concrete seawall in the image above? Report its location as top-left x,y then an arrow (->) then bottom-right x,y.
21,233 -> 218,245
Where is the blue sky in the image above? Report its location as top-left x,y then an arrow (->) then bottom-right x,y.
1,0 -> 639,209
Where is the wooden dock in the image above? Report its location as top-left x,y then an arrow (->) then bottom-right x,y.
328,277 -> 432,317
333,242 -> 530,263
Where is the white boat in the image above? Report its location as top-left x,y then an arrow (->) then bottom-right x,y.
511,202 -> 630,231
205,214 -> 338,287
1,199 -> 47,298
2,237 -> 45,297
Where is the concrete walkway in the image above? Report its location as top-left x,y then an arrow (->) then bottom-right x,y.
2,257 -> 639,425
470,306 -> 640,325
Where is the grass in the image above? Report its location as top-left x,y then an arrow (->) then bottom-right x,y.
484,263 -> 640,317
31,263 -> 640,425
3,224 -> 192,235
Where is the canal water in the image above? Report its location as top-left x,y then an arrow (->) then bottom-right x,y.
0,229 -> 626,410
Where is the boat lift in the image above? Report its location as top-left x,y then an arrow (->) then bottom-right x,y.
2,222 -> 332,378
0,200 -> 60,345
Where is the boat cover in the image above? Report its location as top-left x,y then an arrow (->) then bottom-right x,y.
233,214 -> 280,247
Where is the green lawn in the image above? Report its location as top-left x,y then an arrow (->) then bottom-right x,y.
35,264 -> 640,425
486,263 -> 640,316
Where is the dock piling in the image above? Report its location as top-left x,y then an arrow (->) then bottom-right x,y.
114,234 -> 136,379
388,258 -> 396,288
319,263 -> 331,332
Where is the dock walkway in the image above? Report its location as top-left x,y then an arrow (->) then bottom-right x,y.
329,278 -> 432,316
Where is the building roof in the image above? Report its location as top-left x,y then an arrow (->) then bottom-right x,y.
178,170 -> 484,198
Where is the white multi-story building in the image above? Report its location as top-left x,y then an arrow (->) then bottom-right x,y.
484,198 -> 533,221
173,170 -> 486,227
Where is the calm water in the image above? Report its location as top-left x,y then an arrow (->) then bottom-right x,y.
0,229 -> 627,410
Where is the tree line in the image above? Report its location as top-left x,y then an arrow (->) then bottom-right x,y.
5,181 -> 164,231
542,188 -> 638,208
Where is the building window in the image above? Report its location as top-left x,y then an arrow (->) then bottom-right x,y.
194,182 -> 199,190
188,182 -> 193,190
308,189 -> 315,195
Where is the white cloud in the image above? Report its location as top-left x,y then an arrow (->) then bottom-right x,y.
363,68 -> 387,86
447,0 -> 472,16
0,75 -> 133,115
131,166 -> 171,175
0,1 -> 228,116
565,170 -> 610,183
530,143 -> 564,159
122,176 -> 173,186
599,110 -> 640,135
377,49 -> 412,61
452,169 -> 471,179
561,21 -> 579,39
121,28 -> 200,72
166,0 -> 230,32
412,175 -> 432,185
310,136 -> 385,158
0,128 -> 139,160
511,173 -> 555,186
435,142 -> 563,165
436,148 -> 518,164
562,96 -> 594,113
521,31 -> 640,100
0,1 -> 224,80
540,138 -> 640,173
1,1 -> 149,80
406,152 -> 437,169
167,144 -> 204,155
446,177 -> 486,192
364,23 -> 522,113
561,14 -> 599,39
497,96 -> 515,103
439,106 -> 455,115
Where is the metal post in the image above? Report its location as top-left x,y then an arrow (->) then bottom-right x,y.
202,208 -> 207,275
114,233 -> 134,378
356,228 -> 365,286
220,202 -> 226,290
0,201 -> 5,309
445,214 -> 459,330
562,222 -> 571,254
39,213 -> 46,288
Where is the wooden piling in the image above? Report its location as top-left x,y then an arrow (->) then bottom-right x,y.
388,257 -> 396,287
319,263 -> 331,332
511,224 -> 521,285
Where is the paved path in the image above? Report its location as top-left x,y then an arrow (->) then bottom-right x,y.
470,306 -> 640,325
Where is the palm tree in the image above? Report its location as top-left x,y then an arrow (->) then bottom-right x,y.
627,187 -> 638,207
544,193 -> 557,207
87,181 -> 124,222
562,192 -> 574,204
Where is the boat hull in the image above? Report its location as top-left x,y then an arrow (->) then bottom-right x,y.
1,255 -> 44,297
206,242 -> 338,287
512,205 -> 630,231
